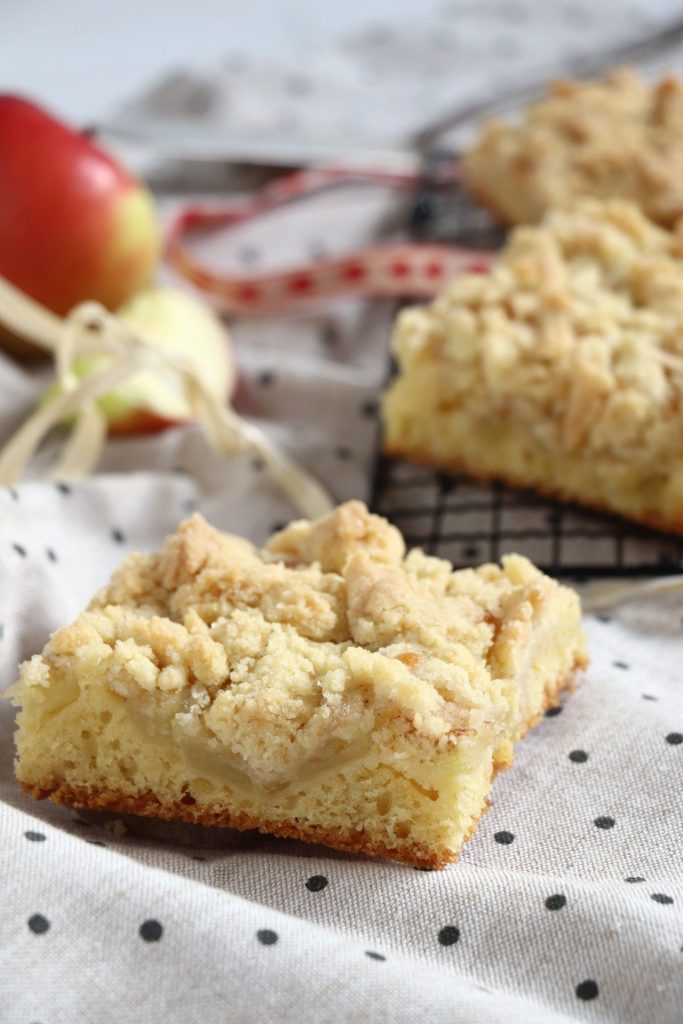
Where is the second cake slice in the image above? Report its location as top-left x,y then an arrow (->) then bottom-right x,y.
383,200 -> 683,534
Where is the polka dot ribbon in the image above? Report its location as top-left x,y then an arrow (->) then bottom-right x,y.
166,165 -> 493,313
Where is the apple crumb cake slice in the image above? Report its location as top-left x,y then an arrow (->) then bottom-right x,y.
12,502 -> 586,868
463,68 -> 683,228
383,200 -> 683,534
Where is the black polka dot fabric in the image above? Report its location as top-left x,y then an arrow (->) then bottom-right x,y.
27,914 -> 50,935
305,875 -> 328,892
650,893 -> 674,905
594,816 -> 616,830
575,980 -> 599,1001
493,830 -> 515,845
438,925 -> 460,946
2,8 -> 683,1015
360,398 -> 379,419
139,919 -> 163,942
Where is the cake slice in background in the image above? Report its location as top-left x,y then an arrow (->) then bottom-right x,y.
463,68 -> 683,227
383,200 -> 683,534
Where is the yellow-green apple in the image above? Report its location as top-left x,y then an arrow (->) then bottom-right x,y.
0,95 -> 160,318
46,287 -> 235,435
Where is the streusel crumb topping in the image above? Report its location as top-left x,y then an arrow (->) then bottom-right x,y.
464,68 -> 683,226
392,200 -> 683,465
19,504 -> 559,790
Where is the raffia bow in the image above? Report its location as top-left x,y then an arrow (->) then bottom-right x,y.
0,275 -> 334,519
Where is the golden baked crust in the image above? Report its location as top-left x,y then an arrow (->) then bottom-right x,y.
19,662 -> 579,869
463,68 -> 683,227
11,503 -> 586,867
382,445 -> 683,537
383,200 -> 683,534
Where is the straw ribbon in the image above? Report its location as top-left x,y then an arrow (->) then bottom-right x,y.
0,276 -> 334,518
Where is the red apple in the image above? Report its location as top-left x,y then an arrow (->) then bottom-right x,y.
0,95 -> 160,317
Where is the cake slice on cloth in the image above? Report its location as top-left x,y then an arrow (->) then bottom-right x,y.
12,502 -> 586,868
383,200 -> 683,534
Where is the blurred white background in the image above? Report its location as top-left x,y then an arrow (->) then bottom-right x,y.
1,0 -> 468,121
3,0 -> 683,124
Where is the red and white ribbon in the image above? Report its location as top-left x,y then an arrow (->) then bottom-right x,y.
166,164 -> 493,314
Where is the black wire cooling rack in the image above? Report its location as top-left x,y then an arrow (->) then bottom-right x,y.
369,153 -> 683,577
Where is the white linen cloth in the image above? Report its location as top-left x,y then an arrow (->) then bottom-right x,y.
2,2 -> 683,1022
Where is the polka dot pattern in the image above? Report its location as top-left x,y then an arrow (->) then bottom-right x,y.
139,920 -> 163,942
28,914 -> 50,935
494,831 -> 515,845
3,11 -> 683,1016
576,980 -> 599,1001
438,926 -> 460,946
305,875 -> 328,892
